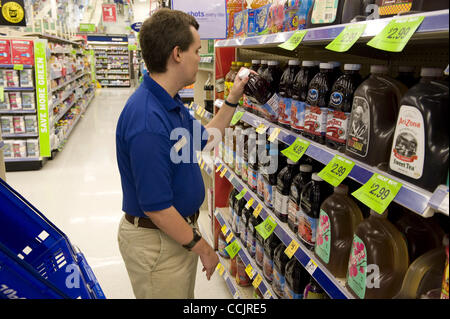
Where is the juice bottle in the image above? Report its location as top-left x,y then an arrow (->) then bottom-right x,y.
234,124 -> 244,178
247,126 -> 258,192
262,61 -> 283,123
298,173 -> 333,250
314,184 -> 363,278
288,164 -> 313,233
304,278 -> 328,299
388,67 -> 449,192
255,215 -> 265,268
272,242 -> 291,298
278,59 -> 301,129
257,134 -> 269,200
306,0 -> 362,28
304,63 -> 334,144
284,257 -> 310,299
218,231 -> 230,258
396,66 -> 419,89
291,61 -> 320,135
257,60 -> 268,75
274,159 -> 298,223
230,255 -> 237,277
242,123 -> 250,183
236,255 -> 251,286
244,60 -> 262,114
263,233 -> 281,283
239,205 -> 253,251
346,209 -> 409,299
247,211 -> 259,258
224,62 -> 238,100
229,188 -> 238,237
251,60 -> 261,73
328,61 -> 343,84
264,141 -> 285,209
233,195 -> 246,239
345,65 -> 407,170
326,64 -> 362,152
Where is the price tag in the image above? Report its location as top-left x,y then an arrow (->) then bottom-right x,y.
252,273 -> 263,289
281,137 -> 310,163
196,106 -> 203,116
200,161 -> 206,170
326,24 -> 366,52
0,86 -> 4,102
268,127 -> 281,142
189,102 -> 194,109
226,232 -> 234,243
352,173 -> 403,215
13,64 -> 24,71
263,290 -> 272,299
230,111 -> 244,126
245,264 -> 255,279
201,108 -> 206,118
255,123 -> 268,134
216,263 -> 225,276
220,167 -> 228,178
367,15 -> 425,52
278,30 -> 308,51
235,189 -> 247,200
318,155 -> 355,187
216,164 -> 223,173
253,203 -> 263,218
221,225 -> 228,235
245,198 -> 254,209
305,259 -> 318,275
284,240 -> 300,259
255,216 -> 277,240
225,240 -> 241,259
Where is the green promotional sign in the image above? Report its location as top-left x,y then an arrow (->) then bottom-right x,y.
230,111 -> 244,126
79,23 -> 96,32
278,30 -> 308,51
225,240 -> 241,259
13,64 -> 23,70
90,50 -> 96,83
367,16 -> 425,52
352,173 -> 402,214
281,137 -> 310,163
34,39 -> 50,157
326,24 -> 367,52
0,86 -> 4,102
318,155 -> 355,187
255,216 -> 277,240
235,189 -> 247,200
128,44 -> 137,51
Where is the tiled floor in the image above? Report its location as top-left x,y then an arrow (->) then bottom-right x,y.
5,88 -> 230,299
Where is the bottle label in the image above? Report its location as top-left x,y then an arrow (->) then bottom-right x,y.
315,209 -> 331,264
248,167 -> 258,190
311,0 -> 338,24
288,199 -> 299,228
389,105 -> 424,180
257,171 -> 265,198
239,217 -> 247,243
346,97 -> 370,157
284,284 -> 303,299
278,97 -> 292,125
274,190 -> 288,217
218,235 -> 230,258
263,253 -> 274,282
291,100 -> 306,131
264,183 -> 273,208
304,105 -> 328,137
273,269 -> 285,297
298,210 -> 318,246
261,93 -> 280,119
347,234 -> 367,299
326,109 -> 350,144
256,241 -> 264,266
242,161 -> 248,182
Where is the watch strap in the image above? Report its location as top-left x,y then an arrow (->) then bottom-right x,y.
183,228 -> 202,251
224,99 -> 239,108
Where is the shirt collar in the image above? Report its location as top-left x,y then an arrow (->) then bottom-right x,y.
143,73 -> 183,111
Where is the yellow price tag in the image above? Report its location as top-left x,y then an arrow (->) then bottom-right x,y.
201,108 -> 206,117
220,167 -> 228,178
268,127 -> 281,142
256,123 -> 268,134
245,264 -> 255,279
245,198 -> 255,209
216,164 -> 223,172
284,240 -> 300,259
201,161 -> 205,170
189,102 -> 193,109
216,263 -> 225,276
253,203 -> 263,218
196,106 -> 203,116
252,273 -> 263,289
226,232 -> 234,243
221,225 -> 228,235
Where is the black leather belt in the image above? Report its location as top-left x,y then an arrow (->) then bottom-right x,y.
125,211 -> 200,229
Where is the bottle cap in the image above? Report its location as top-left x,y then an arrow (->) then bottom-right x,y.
344,64 -> 361,71
399,66 -> 415,73
238,68 -> 250,79
252,59 -> 261,64
370,65 -> 389,74
302,61 -> 315,67
299,164 -> 312,172
312,173 -> 323,181
313,61 -> 321,65
334,184 -> 349,194
244,62 -> 252,68
320,63 -> 333,70
261,60 -> 268,65
287,159 -> 297,165
268,60 -> 279,66
231,61 -> 237,66
420,67 -> 442,78
289,59 -> 300,66
328,61 -> 341,68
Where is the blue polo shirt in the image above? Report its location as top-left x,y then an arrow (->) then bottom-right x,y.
116,73 -> 209,218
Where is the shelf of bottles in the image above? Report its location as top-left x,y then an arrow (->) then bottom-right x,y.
93,46 -> 130,87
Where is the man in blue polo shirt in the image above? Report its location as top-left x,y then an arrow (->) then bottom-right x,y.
116,9 -> 249,299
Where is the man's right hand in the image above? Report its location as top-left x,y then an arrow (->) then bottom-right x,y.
192,238 -> 219,280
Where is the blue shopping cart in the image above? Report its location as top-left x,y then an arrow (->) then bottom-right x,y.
0,177 -> 105,299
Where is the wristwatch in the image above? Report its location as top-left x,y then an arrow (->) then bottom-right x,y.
183,228 -> 202,251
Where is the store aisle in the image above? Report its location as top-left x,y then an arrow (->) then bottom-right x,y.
5,88 -> 230,299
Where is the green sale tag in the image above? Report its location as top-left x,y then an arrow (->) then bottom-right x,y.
367,15 -> 425,52
230,111 -> 244,126
278,30 -> 307,51
255,216 -> 277,240
318,155 -> 355,187
326,24 -> 367,52
225,240 -> 241,259
13,64 -> 24,71
352,173 -> 403,215
0,87 -> 4,102
235,189 -> 247,200
281,137 -> 310,163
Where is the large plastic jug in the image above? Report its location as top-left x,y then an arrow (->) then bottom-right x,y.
346,209 -> 409,299
315,184 -> 363,278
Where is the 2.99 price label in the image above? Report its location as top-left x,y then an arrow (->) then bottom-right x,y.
318,155 -> 355,187
326,24 -> 366,52
352,173 -> 402,214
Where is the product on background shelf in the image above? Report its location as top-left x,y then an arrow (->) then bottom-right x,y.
326,64 -> 362,152
274,159 -> 298,223
278,59 -> 300,129
227,0 -> 246,39
12,140 -> 27,158
298,173 -> 333,250
304,277 -> 329,299
388,67 -> 449,192
257,134 -> 269,200
283,0 -> 314,32
2,141 -> 12,158
304,63 -> 335,144
242,123 -> 250,183
5,69 -> 19,87
263,233 -> 281,283
346,209 -> 409,299
291,61 -> 320,135
233,10 -> 247,38
1,116 -> 13,134
21,92 -> 35,110
314,184 -> 363,278
376,0 -> 449,18
26,139 -> 39,157
268,0 -> 285,34
24,116 -> 37,134
284,256 -> 310,299
19,69 -> 34,87
236,255 -> 252,286
263,141 -> 287,209
248,126 -> 260,192
13,116 -> 25,134
235,124 -> 244,178
328,61 -> 343,84
230,256 -> 237,277
243,60 -> 261,114
255,3 -> 271,35
0,39 -> 11,64
10,40 -> 34,66
239,204 -> 253,250
272,242 -> 290,298
396,66 -> 419,89
306,0 -> 364,29
8,92 -> 21,110
345,65 -> 407,170
233,195 -> 247,239
288,164 -> 313,233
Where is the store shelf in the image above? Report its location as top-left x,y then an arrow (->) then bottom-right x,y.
51,71 -> 89,93
1,133 -> 38,138
0,64 -> 33,69
197,151 -> 214,177
192,102 -> 214,122
214,209 -> 277,299
4,157 -> 41,162
214,157 -> 353,299
215,10 -> 449,48
0,109 -> 36,114
3,87 -> 35,92
215,99 -> 449,218
24,33 -> 79,46
52,99 -> 77,126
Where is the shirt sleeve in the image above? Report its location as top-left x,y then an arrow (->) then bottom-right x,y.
129,131 -> 174,212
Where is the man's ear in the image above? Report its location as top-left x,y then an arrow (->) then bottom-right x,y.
172,46 -> 182,63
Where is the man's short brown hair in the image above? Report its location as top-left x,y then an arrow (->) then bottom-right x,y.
139,8 -> 199,74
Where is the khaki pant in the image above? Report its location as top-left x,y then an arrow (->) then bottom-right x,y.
117,215 -> 199,299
